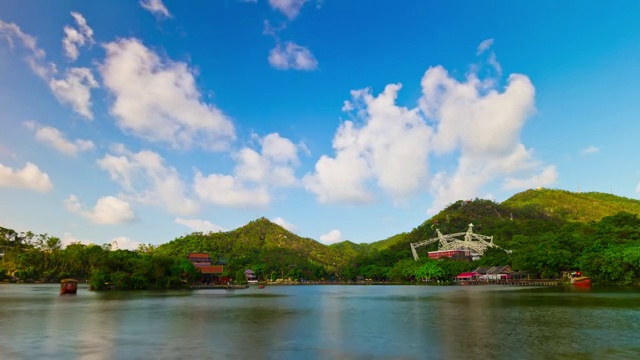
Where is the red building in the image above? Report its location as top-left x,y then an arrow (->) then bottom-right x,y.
427,249 -> 471,259
187,253 -> 225,284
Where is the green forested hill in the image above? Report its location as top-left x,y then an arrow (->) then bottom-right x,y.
153,189 -> 640,284
155,217 -> 349,280
367,188 -> 640,251
502,189 -> 640,222
341,189 -> 640,285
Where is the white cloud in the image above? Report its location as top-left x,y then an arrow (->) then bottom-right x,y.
175,218 -> 227,233
194,172 -> 271,208
100,38 -> 235,149
97,145 -> 199,215
194,132 -> 301,208
269,0 -> 307,19
304,43 -> 555,212
476,38 -> 494,54
263,20 -> 287,37
110,236 -> 141,251
581,145 -> 600,155
272,217 -> 296,231
636,183 -> 640,193
24,121 -> 94,156
64,194 -> 136,225
304,84 -> 432,204
234,133 -> 299,186
268,41 -> 317,70
0,20 -> 43,56
475,38 -> 501,75
0,20 -> 54,78
0,162 -> 53,192
420,59 -> 550,211
304,151 -> 372,204
49,67 -> 99,119
319,229 -> 342,245
140,0 -> 171,18
62,12 -> 94,61
503,165 -> 558,190
0,20 -> 97,118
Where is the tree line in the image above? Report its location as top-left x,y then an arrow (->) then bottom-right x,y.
2,207 -> 640,288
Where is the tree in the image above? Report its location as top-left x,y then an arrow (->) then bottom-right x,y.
234,269 -> 247,285
415,261 -> 443,282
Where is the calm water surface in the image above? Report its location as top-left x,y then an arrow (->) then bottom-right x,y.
1,284 -> 639,359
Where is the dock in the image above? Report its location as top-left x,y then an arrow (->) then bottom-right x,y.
458,279 -> 562,286
190,284 -> 249,290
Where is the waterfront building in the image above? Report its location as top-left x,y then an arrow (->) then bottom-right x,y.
187,252 -> 225,284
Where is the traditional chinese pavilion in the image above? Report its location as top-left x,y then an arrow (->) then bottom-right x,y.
187,253 -> 225,284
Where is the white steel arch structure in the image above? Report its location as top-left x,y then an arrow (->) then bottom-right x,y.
410,223 -> 499,261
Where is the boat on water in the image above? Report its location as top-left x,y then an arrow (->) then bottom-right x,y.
570,271 -> 591,287
258,284 -> 265,289
60,279 -> 78,295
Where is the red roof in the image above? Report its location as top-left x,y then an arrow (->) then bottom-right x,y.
198,265 -> 224,274
456,272 -> 478,278
188,253 -> 210,259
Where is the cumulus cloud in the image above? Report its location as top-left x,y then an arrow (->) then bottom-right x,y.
140,0 -> 171,17
175,218 -> 227,233
272,217 -> 296,231
268,42 -> 317,70
269,0 -> 307,19
234,133 -> 299,186
319,229 -> 342,245
0,20 -> 97,118
97,145 -> 199,215
194,173 -> 271,208
305,40 -> 555,213
49,67 -> 99,119
100,38 -> 235,149
581,145 -> 600,155
304,84 -> 432,204
0,162 -> 53,192
62,12 -> 94,61
419,45 -> 554,211
194,132 -> 300,208
24,121 -> 94,156
64,194 -> 135,225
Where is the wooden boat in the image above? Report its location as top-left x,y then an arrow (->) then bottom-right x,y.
60,278 -> 78,295
258,284 -> 265,289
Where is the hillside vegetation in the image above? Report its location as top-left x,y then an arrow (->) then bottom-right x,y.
3,188 -> 640,286
155,217 -> 351,280
503,188 -> 640,222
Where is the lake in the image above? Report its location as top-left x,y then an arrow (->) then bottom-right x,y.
1,284 -> 639,359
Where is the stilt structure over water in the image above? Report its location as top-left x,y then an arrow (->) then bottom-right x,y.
410,223 -> 504,261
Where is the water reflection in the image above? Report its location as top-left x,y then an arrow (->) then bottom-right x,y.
1,284 -> 640,359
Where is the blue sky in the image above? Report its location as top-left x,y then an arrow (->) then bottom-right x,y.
1,0 -> 639,249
